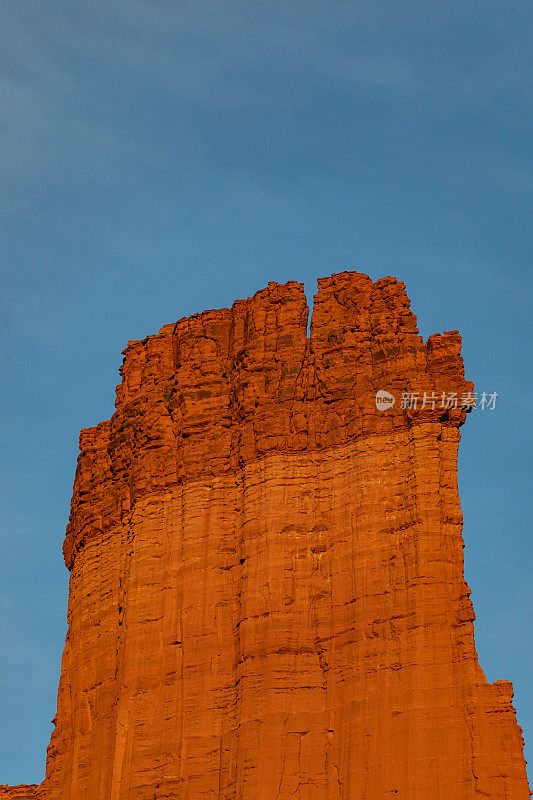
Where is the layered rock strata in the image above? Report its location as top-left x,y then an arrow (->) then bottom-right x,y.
2,272 -> 530,799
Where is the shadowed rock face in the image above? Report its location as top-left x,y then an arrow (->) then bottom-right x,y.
2,272 -> 529,800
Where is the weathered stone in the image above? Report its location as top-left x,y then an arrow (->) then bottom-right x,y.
3,272 -> 529,799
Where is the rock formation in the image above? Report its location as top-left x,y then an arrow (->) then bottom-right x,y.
2,272 -> 530,799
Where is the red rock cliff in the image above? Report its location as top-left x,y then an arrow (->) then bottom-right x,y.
2,272 -> 530,799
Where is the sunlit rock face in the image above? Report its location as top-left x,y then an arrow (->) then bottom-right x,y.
2,272 -> 530,800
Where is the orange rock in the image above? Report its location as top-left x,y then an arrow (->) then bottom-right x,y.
0,788 -> 41,799
3,272 -> 530,799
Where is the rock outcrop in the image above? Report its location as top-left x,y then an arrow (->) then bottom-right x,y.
0,788 -> 40,799
3,272 -> 530,799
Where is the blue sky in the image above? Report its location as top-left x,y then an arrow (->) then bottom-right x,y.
1,0 -> 532,785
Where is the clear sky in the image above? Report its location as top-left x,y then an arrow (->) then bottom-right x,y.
1,0 -> 531,785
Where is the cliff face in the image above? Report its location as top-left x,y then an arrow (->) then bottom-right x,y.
2,272 -> 529,799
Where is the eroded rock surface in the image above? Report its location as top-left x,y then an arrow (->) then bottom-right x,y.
3,272 -> 530,799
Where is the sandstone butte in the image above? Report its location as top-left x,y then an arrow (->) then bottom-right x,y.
1,272 -> 530,800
